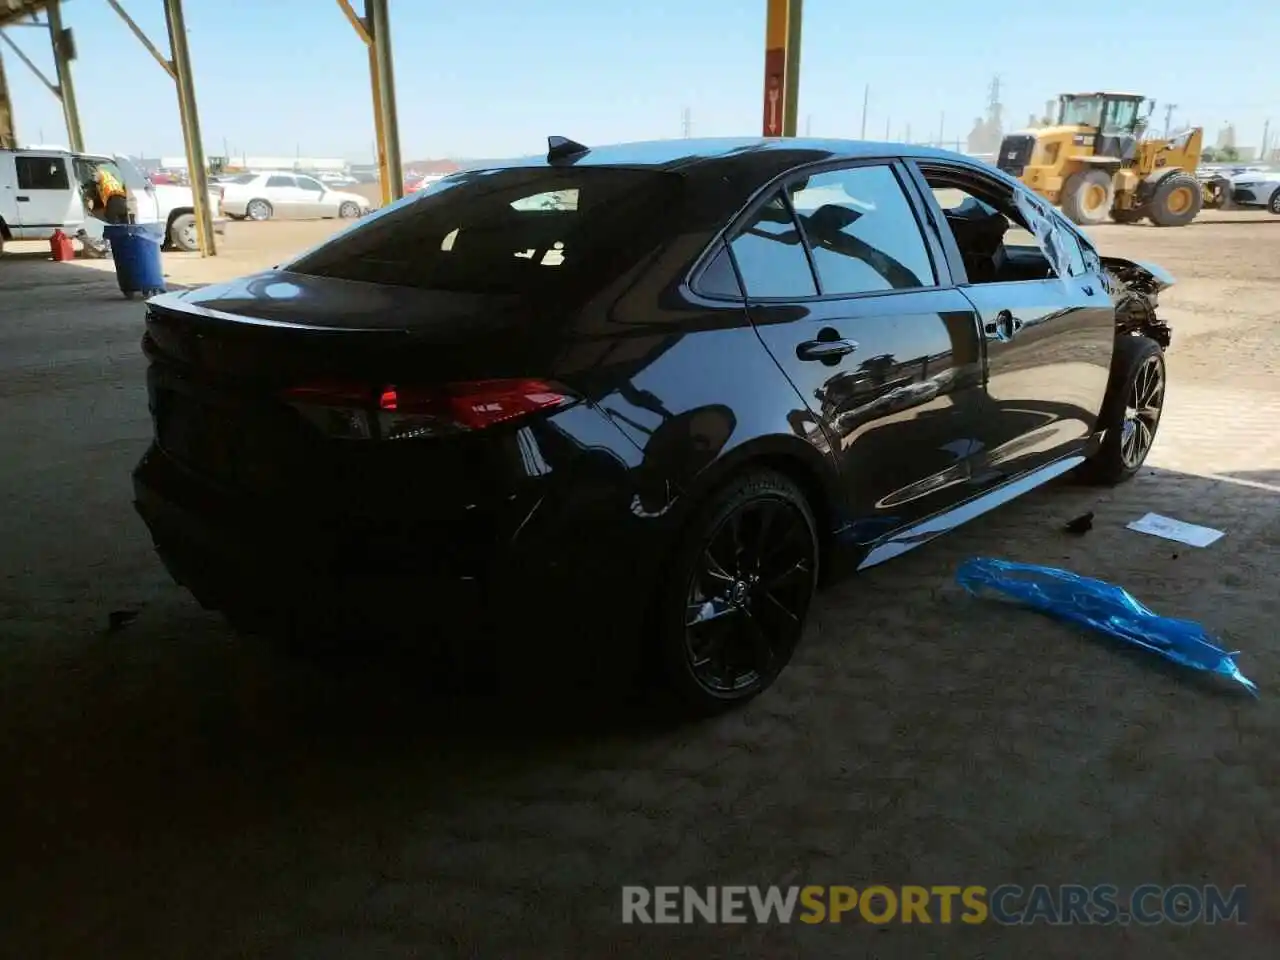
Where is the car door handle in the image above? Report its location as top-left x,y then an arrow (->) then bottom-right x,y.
984,310 -> 1022,342
16,196 -> 29,202
797,338 -> 859,361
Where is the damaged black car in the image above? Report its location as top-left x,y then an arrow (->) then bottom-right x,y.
132,137 -> 1173,714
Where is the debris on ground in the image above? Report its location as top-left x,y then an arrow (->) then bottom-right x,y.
1063,512 -> 1094,535
1126,512 -> 1224,548
75,231 -> 111,259
107,609 -> 140,632
956,558 -> 1258,697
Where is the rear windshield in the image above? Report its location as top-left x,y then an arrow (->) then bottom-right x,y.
284,167 -> 683,295
225,173 -> 257,184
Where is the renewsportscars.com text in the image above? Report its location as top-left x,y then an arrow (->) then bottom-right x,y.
621,884 -> 1248,926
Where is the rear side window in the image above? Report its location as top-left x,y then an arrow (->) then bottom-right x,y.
286,167 -> 683,296
267,175 -> 295,188
789,165 -> 935,294
729,191 -> 818,298
16,156 -> 69,191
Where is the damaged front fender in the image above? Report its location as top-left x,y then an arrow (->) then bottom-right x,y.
1101,256 -> 1175,349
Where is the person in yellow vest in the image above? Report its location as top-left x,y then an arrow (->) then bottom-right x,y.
88,166 -> 131,224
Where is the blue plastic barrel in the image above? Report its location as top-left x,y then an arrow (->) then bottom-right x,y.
103,223 -> 167,299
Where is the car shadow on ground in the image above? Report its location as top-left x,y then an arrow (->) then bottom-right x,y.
1,464 -> 1276,958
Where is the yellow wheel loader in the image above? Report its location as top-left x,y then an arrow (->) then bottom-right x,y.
996,93 -> 1229,227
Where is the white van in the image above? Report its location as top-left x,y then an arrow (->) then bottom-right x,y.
0,148 -> 225,254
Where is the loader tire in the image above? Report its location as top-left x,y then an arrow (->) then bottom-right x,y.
1060,170 -> 1115,226
1147,173 -> 1203,227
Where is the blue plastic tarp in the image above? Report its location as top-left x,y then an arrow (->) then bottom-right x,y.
956,558 -> 1258,697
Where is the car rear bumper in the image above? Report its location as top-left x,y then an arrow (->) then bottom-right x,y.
131,435 -> 662,656
133,444 -> 489,633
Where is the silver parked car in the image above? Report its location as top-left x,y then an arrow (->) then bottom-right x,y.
1228,169 -> 1280,214
218,171 -> 371,221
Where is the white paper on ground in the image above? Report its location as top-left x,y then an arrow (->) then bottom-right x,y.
1126,512 -> 1225,548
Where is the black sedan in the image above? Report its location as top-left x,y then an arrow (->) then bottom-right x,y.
133,136 -> 1174,713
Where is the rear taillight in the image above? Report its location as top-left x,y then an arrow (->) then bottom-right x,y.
282,378 -> 574,440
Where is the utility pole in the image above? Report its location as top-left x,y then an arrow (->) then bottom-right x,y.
859,83 -> 869,139
905,123 -> 911,144
681,106 -> 691,138
1261,118 -> 1271,160
1163,103 -> 1177,138
804,114 -> 812,136
884,117 -> 890,140
937,112 -> 945,147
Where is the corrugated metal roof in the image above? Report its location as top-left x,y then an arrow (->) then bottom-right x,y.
0,0 -> 52,29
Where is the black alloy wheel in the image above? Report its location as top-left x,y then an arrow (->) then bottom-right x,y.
661,471 -> 819,713
1078,335 -> 1166,485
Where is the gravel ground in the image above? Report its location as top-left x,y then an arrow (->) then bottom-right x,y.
1,214 -> 1278,958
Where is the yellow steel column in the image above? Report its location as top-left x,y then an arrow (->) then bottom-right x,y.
163,0 -> 215,255
336,0 -> 392,206
0,51 -> 15,148
46,0 -> 84,152
367,45 -> 391,205
763,0 -> 803,137
367,0 -> 403,202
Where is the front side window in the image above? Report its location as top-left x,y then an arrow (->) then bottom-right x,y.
922,165 -> 1080,283
286,166 -> 682,297
1059,96 -> 1104,127
728,192 -> 818,298
788,165 -> 935,295
1103,99 -> 1140,135
16,156 -> 69,191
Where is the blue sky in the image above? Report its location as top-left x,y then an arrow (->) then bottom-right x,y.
3,0 -> 1276,161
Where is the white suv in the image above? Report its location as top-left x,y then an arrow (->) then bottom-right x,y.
0,148 -> 226,254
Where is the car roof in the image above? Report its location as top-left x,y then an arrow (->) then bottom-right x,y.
469,137 -> 990,174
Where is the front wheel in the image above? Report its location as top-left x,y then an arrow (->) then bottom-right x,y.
338,201 -> 361,218
1147,174 -> 1203,227
1061,170 -> 1115,226
1269,188 -> 1280,215
656,470 -> 819,715
1078,336 -> 1166,485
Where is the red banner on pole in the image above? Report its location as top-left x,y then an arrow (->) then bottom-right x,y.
762,47 -> 784,137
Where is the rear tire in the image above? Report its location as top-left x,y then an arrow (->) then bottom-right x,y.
1061,170 -> 1115,226
655,470 -> 819,716
338,201 -> 360,218
245,199 -> 273,221
1147,173 -> 1203,227
1078,336 -> 1166,485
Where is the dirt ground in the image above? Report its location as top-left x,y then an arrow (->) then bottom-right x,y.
1,213 -> 1278,959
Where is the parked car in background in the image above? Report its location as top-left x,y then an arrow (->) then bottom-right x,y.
1228,169 -> 1280,214
0,148 -> 224,253
218,171 -> 371,221
132,137 -> 1177,714
317,172 -> 359,188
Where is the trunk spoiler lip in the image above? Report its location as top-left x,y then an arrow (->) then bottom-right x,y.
1100,255 -> 1176,293
146,292 -> 412,336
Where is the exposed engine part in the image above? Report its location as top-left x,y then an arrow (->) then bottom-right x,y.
1105,267 -> 1171,349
